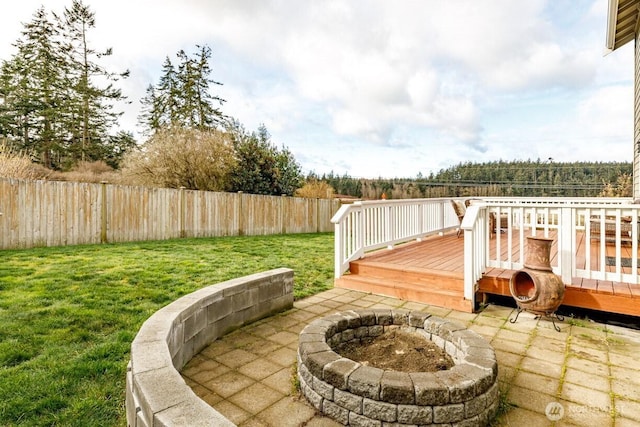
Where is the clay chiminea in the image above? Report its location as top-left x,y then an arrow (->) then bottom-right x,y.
509,236 -> 565,330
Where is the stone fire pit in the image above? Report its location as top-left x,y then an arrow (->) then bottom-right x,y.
297,309 -> 499,426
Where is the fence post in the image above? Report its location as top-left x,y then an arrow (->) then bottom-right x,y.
316,198 -> 320,233
100,181 -> 108,243
179,187 -> 186,238
281,194 -> 287,235
238,191 -> 244,236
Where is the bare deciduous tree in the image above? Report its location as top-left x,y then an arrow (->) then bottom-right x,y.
119,127 -> 235,191
295,180 -> 335,199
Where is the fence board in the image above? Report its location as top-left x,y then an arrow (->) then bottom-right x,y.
184,190 -> 240,238
0,179 -> 103,249
319,199 -> 335,232
0,178 -> 340,249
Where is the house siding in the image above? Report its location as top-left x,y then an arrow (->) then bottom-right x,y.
635,30 -> 640,200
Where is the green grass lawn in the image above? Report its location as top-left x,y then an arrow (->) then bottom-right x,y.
0,233 -> 334,426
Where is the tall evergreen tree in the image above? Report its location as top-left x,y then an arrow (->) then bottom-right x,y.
176,45 -> 225,129
101,130 -> 136,169
139,58 -> 181,132
0,58 -> 19,139
0,2 -> 131,169
139,45 -> 225,133
62,0 -> 129,164
138,84 -> 162,133
0,7 -> 70,168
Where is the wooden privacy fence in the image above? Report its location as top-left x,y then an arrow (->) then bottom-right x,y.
0,178 -> 341,250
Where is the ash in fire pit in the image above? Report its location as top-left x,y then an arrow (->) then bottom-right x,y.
297,309 -> 499,426
336,328 -> 455,372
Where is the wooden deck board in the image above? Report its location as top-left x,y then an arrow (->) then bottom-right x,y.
577,278 -> 599,293
361,234 -> 463,272
339,229 -> 640,317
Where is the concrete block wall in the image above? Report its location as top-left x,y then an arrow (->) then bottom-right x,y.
126,268 -> 294,427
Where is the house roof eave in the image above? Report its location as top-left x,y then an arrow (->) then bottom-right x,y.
606,0 -> 640,53
606,0 -> 620,51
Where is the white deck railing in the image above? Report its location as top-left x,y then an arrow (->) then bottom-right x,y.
332,197 -> 640,309
472,199 -> 640,284
330,198 -> 460,278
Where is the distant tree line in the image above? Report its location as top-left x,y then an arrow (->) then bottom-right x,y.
0,1 -> 304,196
313,159 -> 633,199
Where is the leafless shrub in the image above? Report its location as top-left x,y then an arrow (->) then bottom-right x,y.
295,180 -> 335,199
0,141 -> 51,180
50,161 -> 120,183
119,127 -> 236,190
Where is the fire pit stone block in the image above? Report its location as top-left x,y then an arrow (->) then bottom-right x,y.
347,365 -> 383,400
380,370 -> 414,404
324,358 -> 360,390
298,309 -> 499,426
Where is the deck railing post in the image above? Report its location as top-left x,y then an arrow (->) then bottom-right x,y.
334,219 -> 343,278
461,205 -> 482,307
357,206 -> 364,258
559,206 -> 574,284
417,201 -> 424,240
463,229 -> 475,303
387,204 -> 394,249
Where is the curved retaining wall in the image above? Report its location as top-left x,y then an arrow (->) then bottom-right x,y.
297,309 -> 499,426
125,268 -> 294,427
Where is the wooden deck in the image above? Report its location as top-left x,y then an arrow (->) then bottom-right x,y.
335,230 -> 640,316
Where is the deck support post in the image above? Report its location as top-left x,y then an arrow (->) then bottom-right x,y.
463,228 -> 476,307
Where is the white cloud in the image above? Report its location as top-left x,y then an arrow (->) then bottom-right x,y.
0,0 -> 634,178
407,70 -> 439,110
574,85 -> 633,150
197,1 -> 606,152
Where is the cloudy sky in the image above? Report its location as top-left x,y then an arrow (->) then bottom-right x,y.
0,0 -> 634,178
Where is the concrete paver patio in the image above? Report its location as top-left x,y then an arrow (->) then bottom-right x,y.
181,288 -> 640,426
